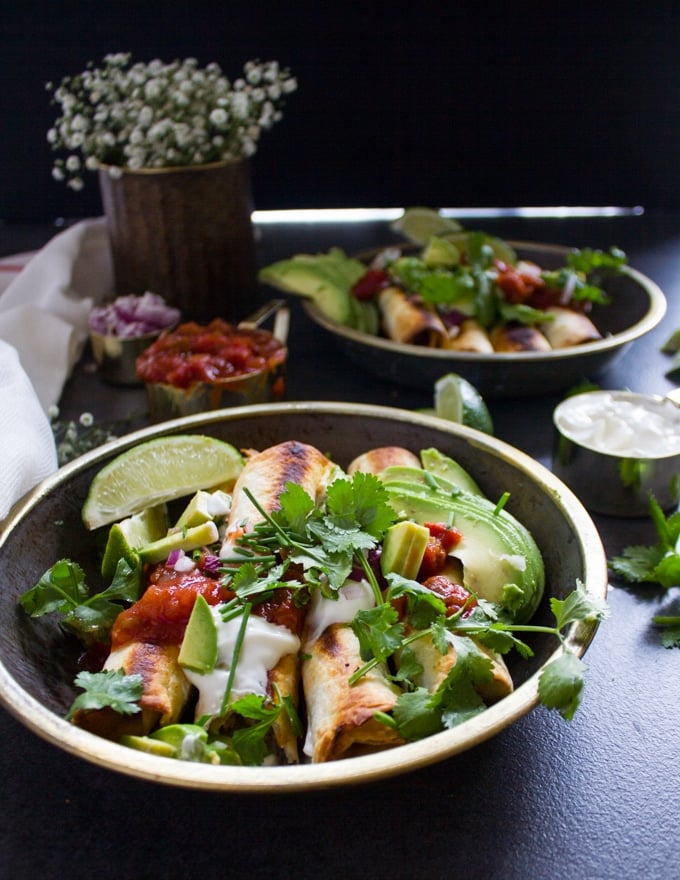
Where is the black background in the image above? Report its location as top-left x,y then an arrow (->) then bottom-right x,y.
3,0 -> 680,221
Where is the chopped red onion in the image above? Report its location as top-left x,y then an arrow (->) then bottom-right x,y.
88,292 -> 180,338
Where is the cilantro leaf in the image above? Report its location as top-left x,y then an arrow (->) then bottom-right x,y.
538,651 -> 586,720
550,580 -> 610,630
392,687 -> 442,741
229,693 -> 298,766
19,559 -> 88,617
351,604 -> 403,664
19,557 -> 142,645
66,669 -> 143,720
326,472 -> 397,539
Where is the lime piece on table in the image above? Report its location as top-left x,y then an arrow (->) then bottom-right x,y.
390,208 -> 463,245
82,435 -> 244,530
434,373 -> 494,435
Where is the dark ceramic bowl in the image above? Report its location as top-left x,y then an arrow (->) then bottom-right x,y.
302,242 -> 666,397
0,402 -> 607,791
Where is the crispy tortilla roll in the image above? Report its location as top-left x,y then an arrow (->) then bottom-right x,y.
302,622 -> 404,762
490,323 -> 552,352
378,286 -> 448,347
347,446 -> 421,477
302,580 -> 404,762
73,642 -> 190,739
216,440 -> 338,762
541,306 -> 602,348
404,631 -> 513,703
221,440 -> 338,555
447,318 -> 494,353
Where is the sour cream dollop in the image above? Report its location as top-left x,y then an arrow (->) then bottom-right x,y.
554,391 -> 680,458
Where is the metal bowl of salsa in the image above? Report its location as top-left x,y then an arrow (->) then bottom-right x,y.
136,301 -> 289,421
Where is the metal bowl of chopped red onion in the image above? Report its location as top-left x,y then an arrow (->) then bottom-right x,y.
88,292 -> 181,385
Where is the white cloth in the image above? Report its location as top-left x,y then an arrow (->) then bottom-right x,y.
0,340 -> 59,519
0,217 -> 114,519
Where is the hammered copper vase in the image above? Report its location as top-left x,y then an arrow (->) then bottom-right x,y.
98,160 -> 257,323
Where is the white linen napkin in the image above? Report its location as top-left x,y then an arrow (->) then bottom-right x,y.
0,339 -> 59,520
0,217 -> 114,520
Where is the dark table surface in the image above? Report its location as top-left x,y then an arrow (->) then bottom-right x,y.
1,210 -> 679,879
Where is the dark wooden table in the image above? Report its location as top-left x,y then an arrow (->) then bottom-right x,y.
2,210 -> 679,879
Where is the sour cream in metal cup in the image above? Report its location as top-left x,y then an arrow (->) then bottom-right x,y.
552,389 -> 680,516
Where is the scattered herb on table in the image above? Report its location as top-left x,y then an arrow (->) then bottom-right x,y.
608,495 -> 680,648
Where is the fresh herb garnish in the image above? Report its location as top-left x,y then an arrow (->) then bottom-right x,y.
609,495 -> 680,647
19,557 -> 141,645
66,668 -> 144,719
348,576 -> 608,731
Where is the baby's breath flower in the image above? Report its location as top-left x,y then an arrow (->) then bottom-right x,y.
47,54 -> 296,188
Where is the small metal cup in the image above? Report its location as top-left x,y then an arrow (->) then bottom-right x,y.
552,390 -> 680,516
89,328 -> 166,385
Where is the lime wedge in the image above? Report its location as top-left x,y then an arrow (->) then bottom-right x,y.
390,208 -> 463,245
82,435 -> 244,530
434,373 -> 494,435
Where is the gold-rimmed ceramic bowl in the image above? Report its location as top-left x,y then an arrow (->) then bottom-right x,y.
302,242 -> 666,398
0,402 -> 607,792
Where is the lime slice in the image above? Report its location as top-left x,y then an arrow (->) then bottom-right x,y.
434,373 -> 494,435
82,435 -> 244,530
390,208 -> 463,245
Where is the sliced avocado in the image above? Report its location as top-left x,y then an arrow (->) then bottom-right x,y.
348,296 -> 380,334
178,594 -> 219,674
419,449 -> 483,495
138,520 -> 219,565
381,520 -> 431,579
120,734 -> 177,758
150,723 -> 210,748
442,232 -> 518,265
175,488 -> 231,529
384,481 -> 544,622
101,504 -> 169,578
380,465 -> 466,497
258,248 -> 366,324
422,235 -> 461,268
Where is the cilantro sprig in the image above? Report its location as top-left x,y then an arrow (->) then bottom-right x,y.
609,495 -> 680,648
350,576 -> 609,731
19,557 -> 142,645
66,668 -> 144,720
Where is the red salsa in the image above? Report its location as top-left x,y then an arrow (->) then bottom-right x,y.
135,318 -> 287,389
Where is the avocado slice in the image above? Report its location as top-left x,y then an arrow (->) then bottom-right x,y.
138,520 -> 219,565
258,248 -> 366,324
422,235 -> 461,268
384,480 -> 544,622
381,520 -> 431,579
178,594 -> 219,674
101,504 -> 169,578
419,449 -> 483,495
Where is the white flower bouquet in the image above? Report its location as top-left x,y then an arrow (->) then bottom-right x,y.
47,53 -> 297,190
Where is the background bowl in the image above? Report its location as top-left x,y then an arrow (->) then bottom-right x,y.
302,242 -> 666,398
0,402 -> 607,792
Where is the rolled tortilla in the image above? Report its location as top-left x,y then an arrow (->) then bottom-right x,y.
447,318 -> 494,353
490,323 -> 552,352
215,440 -> 339,762
403,629 -> 513,702
302,579 -> 404,762
541,306 -> 602,348
73,565 -> 225,740
221,440 -> 339,556
378,286 -> 448,347
347,446 -> 421,477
